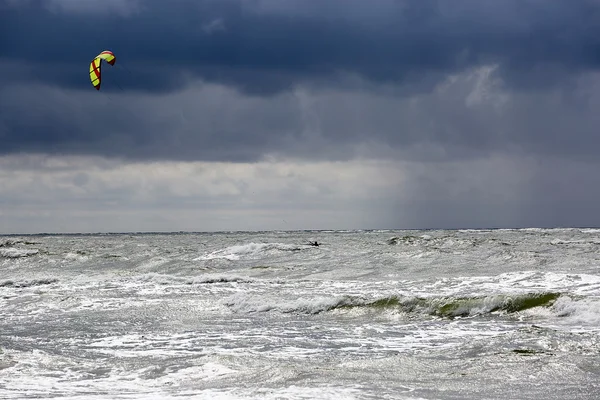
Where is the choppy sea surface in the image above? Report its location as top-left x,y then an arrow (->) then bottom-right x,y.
1,228 -> 600,399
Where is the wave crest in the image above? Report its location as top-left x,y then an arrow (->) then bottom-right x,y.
0,278 -> 58,288
195,242 -> 306,261
224,291 -> 562,318
0,248 -> 39,259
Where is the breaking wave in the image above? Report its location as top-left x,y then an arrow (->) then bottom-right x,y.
188,274 -> 256,284
0,278 -> 59,288
224,291 -> 565,318
386,234 -> 511,249
195,242 -> 307,261
0,248 -> 39,259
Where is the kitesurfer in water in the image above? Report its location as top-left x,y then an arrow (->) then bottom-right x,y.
309,241 -> 320,247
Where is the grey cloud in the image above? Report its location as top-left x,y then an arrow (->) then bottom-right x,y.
393,155 -> 600,229
2,66 -> 600,164
0,82 -> 303,161
1,0 -> 600,166
4,0 -> 600,233
44,0 -> 142,16
202,18 -> 226,35
3,151 -> 600,233
2,0 -> 600,95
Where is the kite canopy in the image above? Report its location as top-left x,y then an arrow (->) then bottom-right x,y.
89,50 -> 116,90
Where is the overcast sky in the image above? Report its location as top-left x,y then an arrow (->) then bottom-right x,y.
1,0 -> 600,234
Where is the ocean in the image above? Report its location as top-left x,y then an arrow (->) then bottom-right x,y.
1,229 -> 599,399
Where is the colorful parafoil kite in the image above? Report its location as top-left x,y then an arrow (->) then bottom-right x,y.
89,50 -> 116,90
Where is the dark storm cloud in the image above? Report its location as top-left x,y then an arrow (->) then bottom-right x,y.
2,0 -> 600,94
0,82 -> 306,162
2,0 -> 600,163
3,73 -> 599,164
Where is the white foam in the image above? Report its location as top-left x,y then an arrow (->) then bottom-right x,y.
5,385 -> 422,400
579,228 -> 600,234
0,248 -> 39,258
136,257 -> 169,270
3,230 -> 600,400
550,295 -> 600,330
0,346 -> 238,400
195,242 -> 302,261
64,252 -> 89,262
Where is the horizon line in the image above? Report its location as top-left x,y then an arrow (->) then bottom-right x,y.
2,226 -> 599,236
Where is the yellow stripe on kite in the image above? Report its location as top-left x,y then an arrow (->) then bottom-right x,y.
89,51 -> 115,90
89,58 -> 102,89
